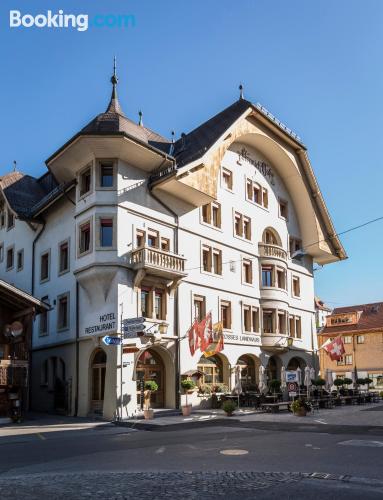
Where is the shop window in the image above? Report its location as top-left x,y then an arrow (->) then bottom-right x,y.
193,295 -> 206,322
242,259 -> 253,284
100,218 -> 113,247
221,301 -> 232,330
40,251 -> 50,282
292,276 -> 300,297
357,335 -> 365,344
79,221 -> 91,255
221,168 -> 233,190
57,293 -> 69,331
79,167 -> 92,197
6,246 -> 14,270
59,240 -> 69,274
99,162 -> 114,188
17,249 -> 24,272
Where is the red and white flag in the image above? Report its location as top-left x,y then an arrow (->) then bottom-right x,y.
188,319 -> 200,356
198,311 -> 213,352
322,335 -> 345,361
203,322 -> 224,358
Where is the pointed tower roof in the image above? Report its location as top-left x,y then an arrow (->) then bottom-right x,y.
106,56 -> 123,114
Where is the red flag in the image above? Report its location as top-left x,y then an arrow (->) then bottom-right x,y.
188,319 -> 199,356
198,311 -> 213,352
324,335 -> 345,361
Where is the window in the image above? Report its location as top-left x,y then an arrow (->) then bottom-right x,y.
221,301 -> 231,329
201,203 -> 221,228
136,230 -> 146,248
295,317 -> 302,339
262,189 -> 269,209
264,229 -> 279,245
337,357 -> 345,366
17,249 -> 24,271
39,296 -> 49,336
140,285 -> 167,320
246,179 -> 268,208
161,237 -> 170,252
7,210 -> 14,230
263,310 -> 274,333
80,167 -> 91,196
221,168 -> 233,190
202,245 -> 222,275
278,311 -> 287,334
0,243 -> 3,262
100,162 -> 114,188
289,316 -> 296,337
357,335 -> 365,344
79,221 -> 91,255
345,354 -> 353,365
279,199 -> 288,219
262,265 -> 273,287
276,268 -> 286,289
343,336 -> 352,344
242,259 -> 253,284
234,212 -> 251,240
141,288 -> 151,318
6,246 -> 14,270
0,209 -> 5,228
147,229 -> 159,248
289,237 -> 302,258
292,276 -> 300,297
193,295 -> 206,322
57,293 -> 69,331
40,251 -> 50,282
197,355 -> 223,386
59,241 -> 69,274
243,305 -> 259,333
154,290 -> 165,320
100,218 -> 113,247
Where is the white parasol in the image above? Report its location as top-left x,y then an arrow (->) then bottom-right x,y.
304,366 -> 312,397
296,366 -> 302,386
233,365 -> 242,408
325,368 -> 333,391
281,366 -> 287,389
310,367 -> 316,381
258,365 -> 267,394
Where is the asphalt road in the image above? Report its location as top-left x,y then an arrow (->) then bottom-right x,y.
0,418 -> 383,498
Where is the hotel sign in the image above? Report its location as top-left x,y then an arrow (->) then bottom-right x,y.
237,147 -> 275,185
84,313 -> 117,336
223,332 -> 261,346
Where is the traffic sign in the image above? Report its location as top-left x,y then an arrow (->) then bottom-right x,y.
124,317 -> 145,325
102,336 -> 122,346
287,382 -> 298,392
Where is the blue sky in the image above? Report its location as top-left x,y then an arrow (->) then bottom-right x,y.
0,0 -> 382,307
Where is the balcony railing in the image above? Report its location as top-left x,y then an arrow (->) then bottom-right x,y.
259,243 -> 287,261
128,246 -> 187,277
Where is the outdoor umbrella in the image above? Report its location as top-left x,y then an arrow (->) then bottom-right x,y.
296,366 -> 302,394
351,370 -> 356,388
325,369 -> 333,391
258,365 -> 267,394
304,366 -> 312,397
233,365 -> 242,408
310,367 -> 315,381
280,366 -> 287,389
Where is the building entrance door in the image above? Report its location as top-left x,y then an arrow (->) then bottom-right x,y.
91,349 -> 106,414
136,350 -> 164,408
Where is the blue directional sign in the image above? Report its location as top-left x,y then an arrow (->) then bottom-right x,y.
102,336 -> 122,346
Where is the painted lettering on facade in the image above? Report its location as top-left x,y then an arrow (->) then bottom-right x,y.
84,313 -> 116,335
223,332 -> 261,345
237,147 -> 275,185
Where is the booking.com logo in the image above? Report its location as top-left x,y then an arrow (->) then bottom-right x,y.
9,10 -> 136,32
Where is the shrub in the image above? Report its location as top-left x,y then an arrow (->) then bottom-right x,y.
269,379 -> 281,392
222,400 -> 236,414
290,399 -> 312,413
364,378 -> 373,385
145,380 -> 158,392
333,379 -> 344,387
356,378 -> 366,385
313,378 -> 326,387
181,379 -> 196,392
343,377 -> 353,386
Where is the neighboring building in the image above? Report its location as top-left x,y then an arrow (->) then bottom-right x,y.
315,296 -> 332,332
319,302 -> 383,389
0,279 -> 48,419
0,67 -> 346,418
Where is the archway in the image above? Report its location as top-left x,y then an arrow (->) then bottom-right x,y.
237,355 -> 259,390
287,356 -> 307,370
266,355 -> 282,382
136,349 -> 165,408
90,349 -> 106,414
197,353 -> 230,390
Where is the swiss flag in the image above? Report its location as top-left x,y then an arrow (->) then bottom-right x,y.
198,311 -> 213,352
188,320 -> 200,356
324,335 -> 345,361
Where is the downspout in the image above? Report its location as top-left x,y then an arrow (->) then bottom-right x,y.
149,160 -> 181,409
74,281 -> 79,416
29,219 -> 46,410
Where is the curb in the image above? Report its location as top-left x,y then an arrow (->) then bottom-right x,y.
113,417 -> 242,431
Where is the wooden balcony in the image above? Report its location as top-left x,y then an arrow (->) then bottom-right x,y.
127,246 -> 187,279
258,243 -> 287,261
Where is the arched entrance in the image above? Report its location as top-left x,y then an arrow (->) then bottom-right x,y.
266,356 -> 281,382
136,349 -> 165,408
287,357 -> 307,370
197,355 -> 223,388
237,355 -> 257,390
91,349 -> 106,414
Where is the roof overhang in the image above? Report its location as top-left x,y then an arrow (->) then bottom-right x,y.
0,279 -> 49,314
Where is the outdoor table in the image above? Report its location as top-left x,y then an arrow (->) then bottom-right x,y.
261,401 -> 291,413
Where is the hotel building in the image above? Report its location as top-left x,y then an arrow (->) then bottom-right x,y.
0,68 -> 346,418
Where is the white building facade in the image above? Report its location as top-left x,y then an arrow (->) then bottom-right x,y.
0,70 -> 346,418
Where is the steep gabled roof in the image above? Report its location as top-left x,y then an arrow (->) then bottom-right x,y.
321,302 -> 383,335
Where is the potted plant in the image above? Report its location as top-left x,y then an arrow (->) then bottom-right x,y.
364,377 -> 373,390
333,378 -> 344,392
290,399 -> 311,416
269,379 -> 281,396
181,379 -> 196,416
222,400 -> 236,416
143,380 -> 158,420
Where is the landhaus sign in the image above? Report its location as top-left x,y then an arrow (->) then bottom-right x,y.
84,313 -> 117,336
237,147 -> 275,185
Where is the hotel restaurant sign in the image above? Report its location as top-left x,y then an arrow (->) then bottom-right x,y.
84,313 -> 117,336
237,147 -> 275,185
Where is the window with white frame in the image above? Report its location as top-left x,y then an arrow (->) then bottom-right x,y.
6,246 -> 14,270
234,212 -> 251,240
39,296 -> 49,336
79,220 -> 92,255
292,276 -> 301,297
221,167 -> 233,190
7,209 -> 14,230
79,166 -> 92,197
243,304 -> 259,333
17,249 -> 24,272
58,240 -> 69,274
202,245 -> 222,275
40,251 -> 50,282
220,301 -> 232,329
193,295 -> 206,322
343,336 -> 352,344
201,202 -> 221,228
57,293 -> 69,331
246,178 -> 268,208
242,258 -> 253,284
357,335 -> 365,344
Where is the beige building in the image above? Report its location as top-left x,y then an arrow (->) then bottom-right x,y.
319,302 -> 383,389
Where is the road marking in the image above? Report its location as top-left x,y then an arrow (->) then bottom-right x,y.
155,446 -> 166,454
338,440 -> 383,448
36,433 -> 46,440
314,419 -> 327,425
305,444 -> 313,447
220,449 -> 249,456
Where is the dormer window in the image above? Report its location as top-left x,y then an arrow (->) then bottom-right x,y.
80,167 -> 91,197
100,162 -> 114,188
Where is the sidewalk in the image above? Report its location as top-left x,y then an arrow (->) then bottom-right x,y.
115,403 -> 383,431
